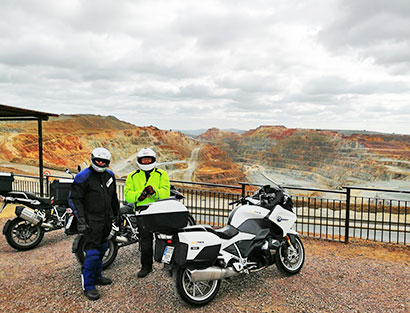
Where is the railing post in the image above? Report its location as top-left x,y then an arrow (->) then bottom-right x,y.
241,183 -> 247,198
45,175 -> 50,197
344,187 -> 351,244
38,118 -> 44,197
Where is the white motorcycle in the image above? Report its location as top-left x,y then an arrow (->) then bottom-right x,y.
137,183 -> 305,306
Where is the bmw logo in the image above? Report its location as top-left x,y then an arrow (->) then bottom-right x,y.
277,216 -> 282,222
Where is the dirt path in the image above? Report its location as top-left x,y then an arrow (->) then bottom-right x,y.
181,146 -> 201,181
0,217 -> 408,313
111,152 -> 139,177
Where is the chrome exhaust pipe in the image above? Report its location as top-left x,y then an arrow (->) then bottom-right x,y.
190,266 -> 239,282
41,222 -> 55,229
115,235 -> 129,243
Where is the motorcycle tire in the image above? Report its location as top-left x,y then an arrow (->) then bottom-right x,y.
75,236 -> 118,270
275,236 -> 305,275
4,217 -> 45,251
174,266 -> 221,306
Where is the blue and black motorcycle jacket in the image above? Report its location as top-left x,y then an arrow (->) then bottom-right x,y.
69,167 -> 120,223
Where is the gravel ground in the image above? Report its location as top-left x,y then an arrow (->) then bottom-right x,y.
0,217 -> 409,313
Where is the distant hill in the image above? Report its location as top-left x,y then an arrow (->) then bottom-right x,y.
179,128 -> 245,137
0,114 -> 245,183
199,126 -> 410,189
2,116 -> 409,189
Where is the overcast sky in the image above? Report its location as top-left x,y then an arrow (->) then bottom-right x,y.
1,0 -> 410,134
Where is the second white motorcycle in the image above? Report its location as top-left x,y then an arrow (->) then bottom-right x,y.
137,183 -> 305,306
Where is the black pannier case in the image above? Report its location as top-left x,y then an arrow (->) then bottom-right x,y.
0,172 -> 14,194
50,179 -> 73,207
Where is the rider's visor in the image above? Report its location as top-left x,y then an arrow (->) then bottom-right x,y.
94,158 -> 110,166
139,156 -> 155,164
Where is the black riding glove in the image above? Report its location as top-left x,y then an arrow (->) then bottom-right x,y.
138,189 -> 148,202
77,217 -> 89,234
144,185 -> 155,196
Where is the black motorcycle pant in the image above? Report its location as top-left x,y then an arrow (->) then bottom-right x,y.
138,220 -> 153,269
82,220 -> 111,291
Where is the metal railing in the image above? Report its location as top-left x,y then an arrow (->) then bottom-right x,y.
3,173 -> 410,245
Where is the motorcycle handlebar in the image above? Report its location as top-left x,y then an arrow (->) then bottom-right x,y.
228,199 -> 241,205
0,196 -> 15,203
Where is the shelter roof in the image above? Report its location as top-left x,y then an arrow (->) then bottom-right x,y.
0,104 -> 58,121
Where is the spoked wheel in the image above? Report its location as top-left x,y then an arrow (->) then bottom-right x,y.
175,267 -> 221,306
75,236 -> 118,270
4,217 -> 45,251
275,236 -> 305,275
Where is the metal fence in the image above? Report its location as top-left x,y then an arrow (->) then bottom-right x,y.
4,173 -> 410,245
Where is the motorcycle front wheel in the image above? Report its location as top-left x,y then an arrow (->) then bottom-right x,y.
174,267 -> 221,306
275,236 -> 305,275
75,236 -> 118,270
4,217 -> 45,251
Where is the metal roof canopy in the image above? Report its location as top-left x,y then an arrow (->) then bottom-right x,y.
0,104 -> 59,196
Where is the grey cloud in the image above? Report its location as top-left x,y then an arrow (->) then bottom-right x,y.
173,7 -> 263,48
302,75 -> 410,97
0,0 -> 410,134
217,74 -> 280,94
176,84 -> 215,99
318,0 -> 410,68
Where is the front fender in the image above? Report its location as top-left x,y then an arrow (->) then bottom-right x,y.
287,233 -> 299,246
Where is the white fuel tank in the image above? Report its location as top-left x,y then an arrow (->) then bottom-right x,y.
228,204 -> 270,228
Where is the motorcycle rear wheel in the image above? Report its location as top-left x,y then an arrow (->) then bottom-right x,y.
174,267 -> 221,306
275,236 -> 305,275
4,217 -> 45,251
75,236 -> 118,270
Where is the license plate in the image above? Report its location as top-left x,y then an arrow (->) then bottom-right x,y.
161,246 -> 174,264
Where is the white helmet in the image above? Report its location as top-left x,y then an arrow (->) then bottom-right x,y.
90,147 -> 111,173
137,148 -> 157,172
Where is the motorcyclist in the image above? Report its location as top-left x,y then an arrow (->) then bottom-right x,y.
69,147 -> 120,300
124,148 -> 170,278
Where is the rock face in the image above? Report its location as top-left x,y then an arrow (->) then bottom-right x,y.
194,144 -> 246,185
2,116 -> 409,188
0,115 -> 196,177
199,126 -> 410,188
0,114 -> 245,185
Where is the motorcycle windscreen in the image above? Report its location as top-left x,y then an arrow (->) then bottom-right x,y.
138,199 -> 189,233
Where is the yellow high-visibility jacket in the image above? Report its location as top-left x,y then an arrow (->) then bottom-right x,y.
124,168 -> 170,206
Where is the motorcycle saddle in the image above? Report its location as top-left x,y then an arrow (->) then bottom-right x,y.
212,225 -> 239,240
183,224 -> 239,240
